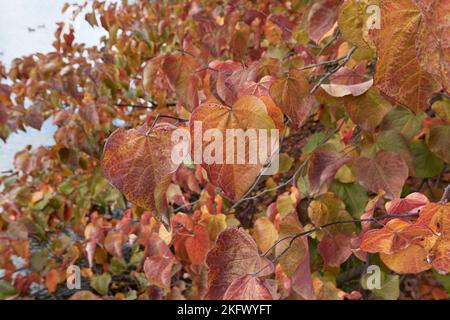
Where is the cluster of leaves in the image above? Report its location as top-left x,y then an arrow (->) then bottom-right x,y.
0,0 -> 449,300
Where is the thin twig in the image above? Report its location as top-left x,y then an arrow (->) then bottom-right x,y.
310,46 -> 357,94
440,183 -> 450,204
318,29 -> 341,56
150,114 -> 188,128
298,45 -> 353,72
262,211 -> 420,259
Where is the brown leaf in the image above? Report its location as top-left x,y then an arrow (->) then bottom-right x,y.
104,230 -> 127,257
276,213 -> 306,277
185,224 -> 210,265
269,70 -> 315,128
318,234 -> 353,267
143,233 -> 177,290
354,151 -> 409,199
416,0 -> 450,91
101,124 -> 179,224
343,88 -> 392,132
162,52 -> 200,110
308,0 -> 343,43
205,228 -> 273,299
308,146 -> 351,196
372,0 -> 442,113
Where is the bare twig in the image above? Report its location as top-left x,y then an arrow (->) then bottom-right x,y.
317,29 -> 341,56
298,45 -> 354,72
440,183 -> 450,204
262,211 -> 420,260
150,114 -> 188,128
231,120 -> 345,208
310,46 -> 357,94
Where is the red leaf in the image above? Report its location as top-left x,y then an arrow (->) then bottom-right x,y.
205,228 -> 273,299
223,275 -> 274,300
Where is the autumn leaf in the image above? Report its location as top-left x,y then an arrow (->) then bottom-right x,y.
416,0 -> 450,91
276,213 -> 307,277
385,192 -> 429,215
343,88 -> 392,132
143,233 -> 178,290
308,145 -> 351,196
45,269 -> 60,294
360,219 -> 431,255
416,203 -> 450,274
269,69 -> 315,128
185,224 -> 210,265
354,151 -> 409,199
318,234 -> 353,267
101,123 -> 180,225
427,125 -> 450,163
104,230 -> 127,257
308,193 -> 356,236
380,244 -> 432,274
189,96 -> 276,200
205,228 -> 273,299
223,275 -> 275,300
371,0 -> 442,113
338,0 -> 378,49
308,0 -> 342,43
252,217 -> 278,253
162,52 -> 200,110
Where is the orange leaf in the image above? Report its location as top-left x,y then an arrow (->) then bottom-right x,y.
372,0 -> 442,113
189,96 -> 276,200
102,124 -> 180,225
185,224 -> 210,265
269,69 -> 315,128
385,192 -> 429,215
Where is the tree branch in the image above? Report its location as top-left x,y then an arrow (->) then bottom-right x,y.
440,183 -> 450,204
262,212 -> 420,261
298,45 -> 354,72
310,46 -> 357,94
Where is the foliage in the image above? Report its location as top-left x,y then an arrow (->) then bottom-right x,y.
0,0 -> 449,300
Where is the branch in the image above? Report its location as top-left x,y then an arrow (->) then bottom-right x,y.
298,45 -> 353,72
150,114 -> 188,128
262,212 -> 420,261
440,183 -> 450,204
231,121 -> 344,208
310,46 -> 357,94
116,103 -> 154,109
115,100 -> 177,109
317,29 -> 341,56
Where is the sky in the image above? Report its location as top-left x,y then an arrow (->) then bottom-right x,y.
0,0 -> 107,171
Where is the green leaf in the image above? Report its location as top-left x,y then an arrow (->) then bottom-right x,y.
110,257 -> 128,275
302,132 -> 326,154
428,125 -> 450,163
90,273 -> 112,296
380,106 -> 425,139
330,181 -> 368,217
362,272 -> 400,300
410,141 -> 444,178
433,271 -> 450,294
0,280 -> 18,300
30,249 -> 49,272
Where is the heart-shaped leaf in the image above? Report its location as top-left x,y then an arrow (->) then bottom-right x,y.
205,228 -> 273,300
354,151 -> 409,199
189,95 -> 276,200
101,123 -> 179,224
